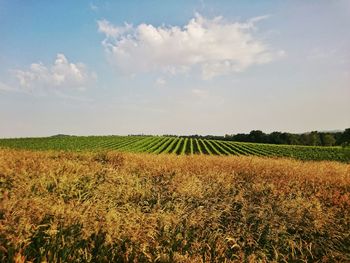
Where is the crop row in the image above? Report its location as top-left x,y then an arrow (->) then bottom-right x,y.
0,136 -> 349,162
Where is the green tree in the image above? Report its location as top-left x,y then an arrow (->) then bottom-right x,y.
320,133 -> 336,146
341,128 -> 350,145
309,131 -> 321,146
248,130 -> 267,143
341,128 -> 350,143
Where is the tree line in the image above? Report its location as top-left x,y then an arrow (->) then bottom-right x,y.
183,128 -> 350,147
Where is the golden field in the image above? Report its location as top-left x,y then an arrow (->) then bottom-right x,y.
0,149 -> 349,262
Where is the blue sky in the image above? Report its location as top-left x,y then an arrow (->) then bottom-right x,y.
0,0 -> 349,137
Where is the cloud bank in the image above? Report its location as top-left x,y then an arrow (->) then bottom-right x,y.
13,54 -> 95,90
98,14 -> 284,79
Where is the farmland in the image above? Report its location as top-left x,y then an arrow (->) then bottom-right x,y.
1,136 -> 349,261
1,149 -> 350,262
0,135 -> 349,162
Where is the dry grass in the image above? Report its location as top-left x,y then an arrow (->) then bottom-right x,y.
0,149 -> 349,262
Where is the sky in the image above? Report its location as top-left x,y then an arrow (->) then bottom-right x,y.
0,0 -> 349,137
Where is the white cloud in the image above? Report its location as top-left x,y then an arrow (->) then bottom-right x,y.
13,53 -> 96,90
98,13 -> 284,79
155,77 -> 166,86
97,19 -> 132,39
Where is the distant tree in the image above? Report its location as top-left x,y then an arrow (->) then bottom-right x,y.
248,130 -> 267,143
233,133 -> 250,142
224,134 -> 233,140
220,128 -> 349,146
268,132 -> 283,144
300,133 -> 311,145
284,133 -> 300,145
320,133 -> 336,146
311,131 -> 322,146
334,132 -> 343,145
340,128 -> 350,145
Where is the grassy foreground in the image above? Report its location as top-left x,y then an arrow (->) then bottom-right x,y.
0,149 -> 349,262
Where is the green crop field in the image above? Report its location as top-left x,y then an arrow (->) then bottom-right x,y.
0,135 -> 349,162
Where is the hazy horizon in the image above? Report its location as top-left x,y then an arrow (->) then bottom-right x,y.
0,128 -> 347,140
1,1 -> 349,137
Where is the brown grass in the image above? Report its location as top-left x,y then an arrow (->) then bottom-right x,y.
0,149 -> 349,262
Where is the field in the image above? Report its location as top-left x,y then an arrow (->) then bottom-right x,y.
0,149 -> 349,262
1,135 -> 350,162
